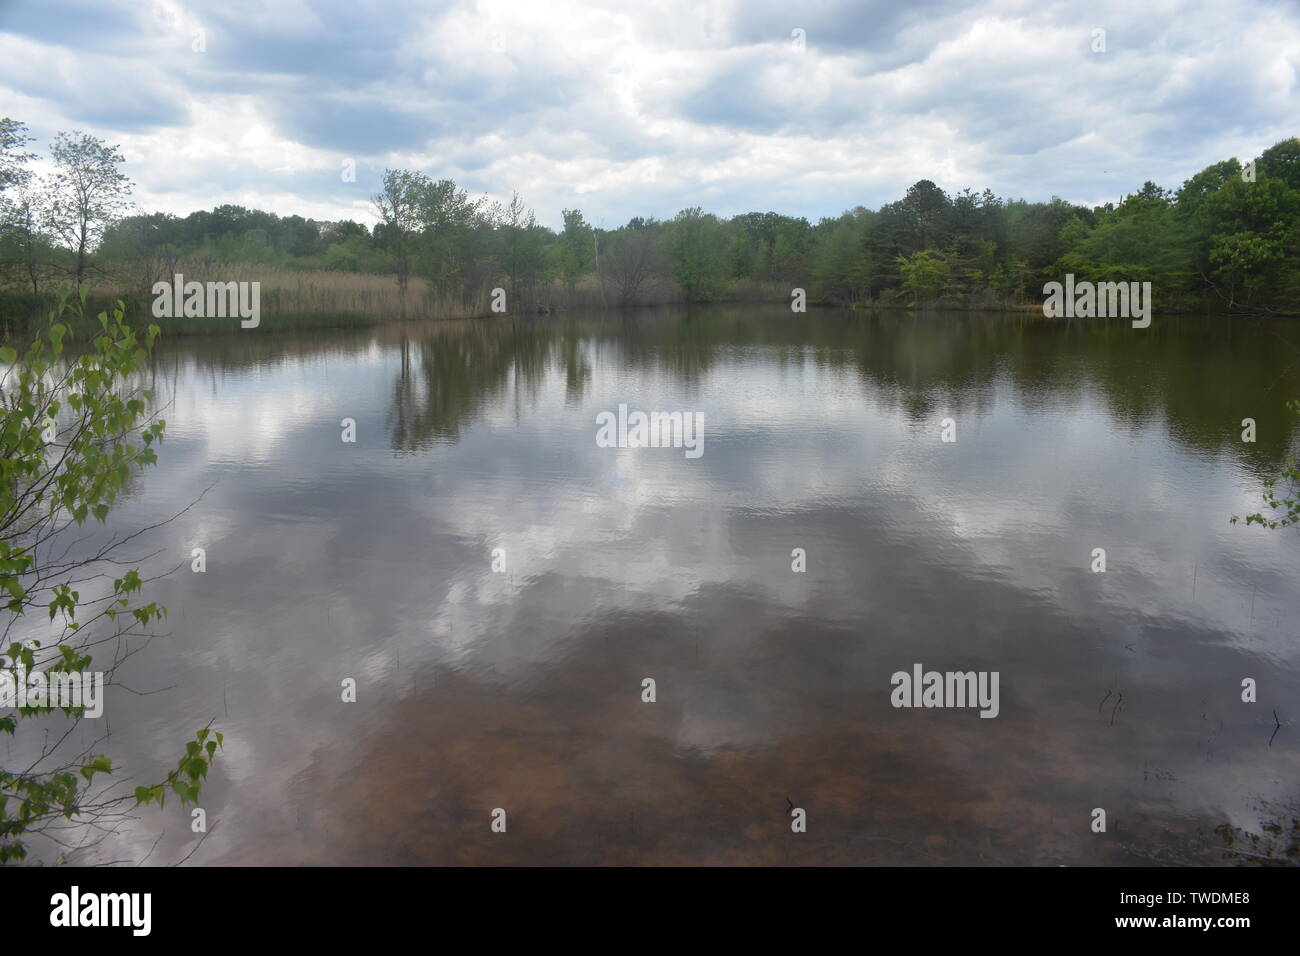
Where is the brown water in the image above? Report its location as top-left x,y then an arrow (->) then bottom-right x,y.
18,305 -> 1300,865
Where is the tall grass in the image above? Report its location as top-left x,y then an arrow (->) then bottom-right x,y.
2,260 -> 829,341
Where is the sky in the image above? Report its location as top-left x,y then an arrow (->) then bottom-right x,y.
0,0 -> 1296,230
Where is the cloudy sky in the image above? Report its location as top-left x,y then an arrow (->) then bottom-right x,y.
0,0 -> 1296,229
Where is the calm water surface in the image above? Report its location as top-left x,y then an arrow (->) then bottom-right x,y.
32,305 -> 1300,865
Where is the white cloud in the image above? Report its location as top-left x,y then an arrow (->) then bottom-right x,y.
0,0 -> 1296,227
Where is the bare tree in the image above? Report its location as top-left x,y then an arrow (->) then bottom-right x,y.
597,218 -> 664,306
9,191 -> 47,294
44,131 -> 133,291
0,118 -> 40,293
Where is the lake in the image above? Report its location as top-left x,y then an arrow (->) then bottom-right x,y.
33,304 -> 1300,865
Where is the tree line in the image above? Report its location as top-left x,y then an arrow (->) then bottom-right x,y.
2,115 -> 1298,316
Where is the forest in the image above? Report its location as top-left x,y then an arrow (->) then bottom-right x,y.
2,116 -> 1298,328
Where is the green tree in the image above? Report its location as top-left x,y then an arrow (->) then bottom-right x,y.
666,207 -> 728,301
0,118 -> 36,195
1178,143 -> 1300,311
417,179 -> 482,297
896,248 -> 952,305
1233,400 -> 1300,530
810,210 -> 873,305
497,192 -> 553,310
0,291 -> 221,863
1259,138 -> 1300,191
900,179 -> 952,250
1053,185 -> 1196,306
558,209 -> 594,293
372,169 -> 429,317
